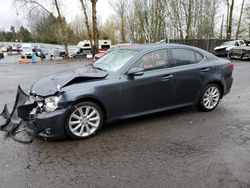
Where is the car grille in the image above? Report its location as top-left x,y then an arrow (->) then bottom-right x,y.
29,114 -> 35,121
29,108 -> 37,121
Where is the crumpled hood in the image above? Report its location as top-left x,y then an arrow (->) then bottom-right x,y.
214,45 -> 228,50
31,66 -> 108,97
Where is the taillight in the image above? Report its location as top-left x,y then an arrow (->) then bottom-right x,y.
229,63 -> 234,71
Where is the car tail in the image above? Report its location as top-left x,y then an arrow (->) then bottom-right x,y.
229,63 -> 234,72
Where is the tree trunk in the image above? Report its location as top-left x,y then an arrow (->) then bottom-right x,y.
121,12 -> 126,43
79,0 -> 93,52
185,0 -> 192,40
226,0 -> 234,39
91,0 -> 99,55
226,0 -> 229,34
236,0 -> 244,39
220,15 -> 224,39
54,0 -> 69,57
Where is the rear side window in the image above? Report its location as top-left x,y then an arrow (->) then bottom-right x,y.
195,52 -> 204,62
239,41 -> 244,45
171,49 -> 196,66
170,48 -> 204,66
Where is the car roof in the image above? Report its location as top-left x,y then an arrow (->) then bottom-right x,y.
119,43 -> 201,50
119,43 -> 218,60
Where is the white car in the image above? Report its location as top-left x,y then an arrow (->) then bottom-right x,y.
21,44 -> 33,59
214,40 -> 245,56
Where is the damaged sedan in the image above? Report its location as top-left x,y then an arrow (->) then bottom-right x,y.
1,44 -> 234,140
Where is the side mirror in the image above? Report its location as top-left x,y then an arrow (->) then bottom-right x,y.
127,67 -> 144,77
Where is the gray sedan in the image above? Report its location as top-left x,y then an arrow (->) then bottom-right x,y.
2,44 -> 234,140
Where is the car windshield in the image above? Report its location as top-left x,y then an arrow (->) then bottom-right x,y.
222,41 -> 234,46
23,47 -> 31,51
93,48 -> 139,72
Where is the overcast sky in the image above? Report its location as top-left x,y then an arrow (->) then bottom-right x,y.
0,0 -> 246,31
0,0 -> 114,31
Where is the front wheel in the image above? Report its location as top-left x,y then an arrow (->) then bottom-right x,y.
198,84 -> 221,112
65,102 -> 104,140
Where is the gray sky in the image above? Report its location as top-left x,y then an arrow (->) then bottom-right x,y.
0,0 -> 114,31
0,0 -> 246,31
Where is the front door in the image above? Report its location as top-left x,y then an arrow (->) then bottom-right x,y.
117,49 -> 174,118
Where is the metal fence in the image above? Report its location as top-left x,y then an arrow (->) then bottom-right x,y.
168,39 -> 228,53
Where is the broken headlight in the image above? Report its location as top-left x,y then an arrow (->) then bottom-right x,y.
44,96 -> 62,112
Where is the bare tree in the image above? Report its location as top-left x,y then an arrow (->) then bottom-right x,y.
236,0 -> 245,39
90,0 -> 99,54
184,0 -> 193,39
226,0 -> 234,39
54,0 -> 69,56
110,0 -> 128,43
79,0 -> 93,51
14,0 -> 69,56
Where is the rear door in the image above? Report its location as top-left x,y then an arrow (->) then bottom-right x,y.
169,48 -> 213,106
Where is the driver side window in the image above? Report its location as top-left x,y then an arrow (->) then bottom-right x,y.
131,49 -> 169,71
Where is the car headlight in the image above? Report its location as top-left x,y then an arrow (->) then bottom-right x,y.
44,96 -> 62,112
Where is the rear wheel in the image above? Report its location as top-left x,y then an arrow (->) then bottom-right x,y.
198,84 -> 221,112
65,102 -> 104,140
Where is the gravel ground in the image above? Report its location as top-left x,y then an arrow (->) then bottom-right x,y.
0,55 -> 250,188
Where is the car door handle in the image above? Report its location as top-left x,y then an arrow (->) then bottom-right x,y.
161,75 -> 173,81
201,68 -> 210,72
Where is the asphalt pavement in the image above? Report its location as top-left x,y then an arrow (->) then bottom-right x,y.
0,56 -> 250,188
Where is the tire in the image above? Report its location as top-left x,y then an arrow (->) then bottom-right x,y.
227,52 -> 232,60
65,101 -> 104,140
198,84 -> 221,112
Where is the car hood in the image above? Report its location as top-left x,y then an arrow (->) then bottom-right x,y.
30,66 -> 108,97
214,45 -> 228,50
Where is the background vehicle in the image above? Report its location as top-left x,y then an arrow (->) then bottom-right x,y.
16,44 -> 233,140
0,49 -> 4,58
228,40 -> 250,60
71,48 -> 92,58
214,40 -> 245,56
36,48 -> 48,59
0,45 -> 12,52
48,48 -> 66,60
21,44 -> 33,59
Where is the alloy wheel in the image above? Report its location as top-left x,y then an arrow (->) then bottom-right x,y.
202,86 -> 220,110
68,105 -> 101,137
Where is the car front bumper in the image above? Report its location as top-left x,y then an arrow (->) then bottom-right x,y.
25,107 -> 70,140
214,49 -> 227,56
0,86 -> 72,140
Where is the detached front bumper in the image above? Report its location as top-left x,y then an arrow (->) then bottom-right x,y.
25,108 -> 70,140
0,86 -> 72,140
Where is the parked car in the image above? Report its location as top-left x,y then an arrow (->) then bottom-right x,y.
21,44 -> 33,59
214,40 -> 245,56
35,48 -> 47,59
71,49 -> 92,58
11,45 -> 17,52
10,44 -> 233,140
0,49 -> 4,59
48,48 -> 66,60
228,40 -> 250,60
16,44 -> 22,52
0,45 -> 12,52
